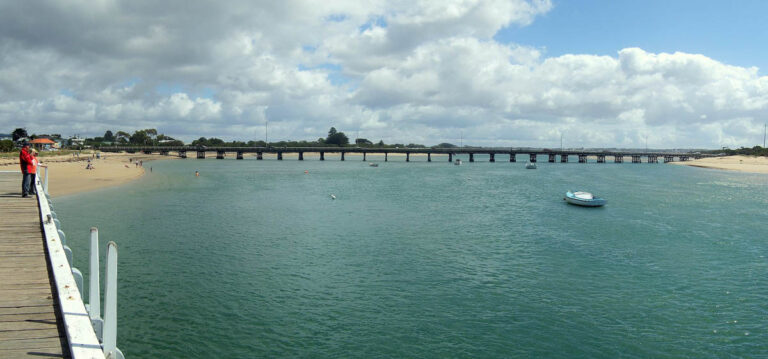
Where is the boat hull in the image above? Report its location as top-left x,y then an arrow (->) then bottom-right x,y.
564,192 -> 606,207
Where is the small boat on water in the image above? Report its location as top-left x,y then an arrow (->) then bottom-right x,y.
525,162 -> 537,169
454,159 -> 462,165
369,163 -> 378,167
564,191 -> 606,207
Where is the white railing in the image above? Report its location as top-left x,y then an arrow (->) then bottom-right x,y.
36,169 -> 124,359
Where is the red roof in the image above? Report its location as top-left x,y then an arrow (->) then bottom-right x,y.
30,138 -> 56,144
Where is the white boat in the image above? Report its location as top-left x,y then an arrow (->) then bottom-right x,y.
369,163 -> 378,167
454,159 -> 462,165
525,162 -> 537,169
564,191 -> 606,207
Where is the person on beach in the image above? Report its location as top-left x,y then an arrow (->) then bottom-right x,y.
195,170 -> 199,177
19,143 -> 34,197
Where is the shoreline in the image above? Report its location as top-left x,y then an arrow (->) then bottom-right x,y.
2,152 -> 764,198
669,155 -> 768,174
0,152 -> 171,197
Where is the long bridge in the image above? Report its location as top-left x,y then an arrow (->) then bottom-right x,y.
101,146 -> 705,163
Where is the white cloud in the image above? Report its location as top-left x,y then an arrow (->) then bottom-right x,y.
0,0 -> 766,148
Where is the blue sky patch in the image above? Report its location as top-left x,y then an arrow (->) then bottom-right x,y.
359,15 -> 387,32
325,13 -> 347,22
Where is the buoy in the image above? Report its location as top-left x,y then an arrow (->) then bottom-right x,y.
330,194 -> 336,200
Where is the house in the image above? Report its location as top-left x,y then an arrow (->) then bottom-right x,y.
69,137 -> 85,147
30,138 -> 57,150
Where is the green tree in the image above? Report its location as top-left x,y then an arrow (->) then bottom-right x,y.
325,127 -> 349,146
0,139 -> 13,152
116,131 -> 130,144
144,128 -> 158,141
12,128 -> 28,141
103,130 -> 115,142
129,130 -> 151,145
355,138 -> 373,146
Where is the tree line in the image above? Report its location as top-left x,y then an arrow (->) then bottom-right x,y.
2,126 -> 465,151
713,146 -> 768,157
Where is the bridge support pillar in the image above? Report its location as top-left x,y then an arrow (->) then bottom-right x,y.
448,153 -> 453,162
197,151 -> 205,159
597,155 -> 605,163
427,153 -> 431,162
320,152 -> 325,161
560,154 -> 568,163
299,152 -> 304,160
257,152 -> 263,160
680,156 -> 689,161
160,150 -> 169,156
632,155 -> 641,163
663,155 -> 672,163
385,153 -> 388,162
510,153 -> 516,162
548,153 -> 556,163
363,152 -> 366,161
406,153 -> 410,162
489,153 -> 495,162
614,155 -> 623,163
179,151 -> 187,159
144,150 -> 152,155
236,151 -> 244,160
277,152 -> 283,160
469,153 -> 474,162
216,151 -> 225,159
648,155 -> 657,163
529,153 -> 536,163
341,152 -> 345,161
578,154 -> 587,163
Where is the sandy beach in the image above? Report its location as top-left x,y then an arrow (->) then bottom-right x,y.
670,155 -> 768,174
0,152 -> 170,197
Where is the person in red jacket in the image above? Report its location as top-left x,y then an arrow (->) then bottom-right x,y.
19,143 -> 34,197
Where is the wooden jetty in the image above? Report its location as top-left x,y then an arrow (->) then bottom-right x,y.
1,172 -> 108,359
103,146 -> 705,163
0,173 -> 68,358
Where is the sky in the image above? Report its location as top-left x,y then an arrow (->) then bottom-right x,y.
1,0 -> 767,149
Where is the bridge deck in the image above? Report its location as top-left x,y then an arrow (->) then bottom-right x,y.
0,173 -> 69,358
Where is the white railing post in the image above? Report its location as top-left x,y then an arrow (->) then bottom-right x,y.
44,166 -> 49,194
89,227 -> 104,340
102,241 -> 118,358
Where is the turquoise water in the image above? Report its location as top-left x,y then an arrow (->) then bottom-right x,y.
56,155 -> 768,358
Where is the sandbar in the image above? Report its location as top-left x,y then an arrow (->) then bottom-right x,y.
670,155 -> 768,174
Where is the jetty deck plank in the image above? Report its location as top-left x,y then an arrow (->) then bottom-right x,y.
0,173 -> 69,358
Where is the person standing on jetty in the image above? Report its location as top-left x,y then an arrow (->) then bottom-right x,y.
28,149 -> 41,195
18,142 -> 33,197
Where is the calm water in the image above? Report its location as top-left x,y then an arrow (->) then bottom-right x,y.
56,155 -> 768,358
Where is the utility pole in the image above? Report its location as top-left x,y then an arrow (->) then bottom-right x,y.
763,123 -> 766,148
265,120 -> 268,147
560,134 -> 563,151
